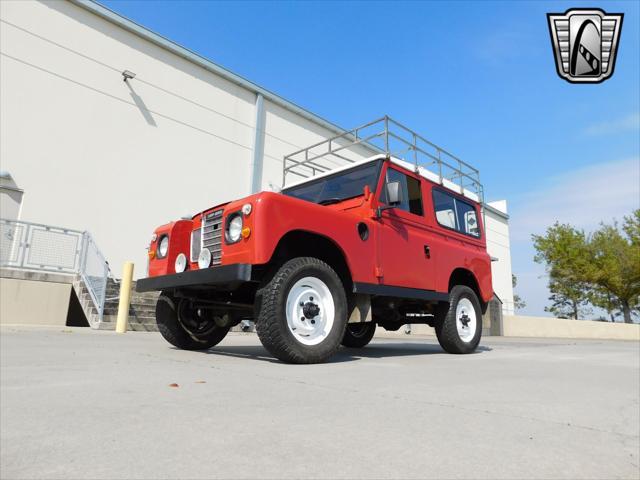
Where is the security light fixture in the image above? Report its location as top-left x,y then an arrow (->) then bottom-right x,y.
122,70 -> 136,82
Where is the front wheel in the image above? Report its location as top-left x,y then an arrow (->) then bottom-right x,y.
434,285 -> 482,354
156,292 -> 230,350
255,257 -> 348,364
341,322 -> 376,348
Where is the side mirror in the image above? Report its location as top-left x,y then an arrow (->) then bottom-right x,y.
375,181 -> 402,219
386,181 -> 401,205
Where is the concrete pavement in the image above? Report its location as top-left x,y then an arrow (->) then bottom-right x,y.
1,326 -> 639,479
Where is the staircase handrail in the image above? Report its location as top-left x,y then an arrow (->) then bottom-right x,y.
0,218 -> 109,326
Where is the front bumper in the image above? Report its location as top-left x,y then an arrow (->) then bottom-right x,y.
136,264 -> 252,293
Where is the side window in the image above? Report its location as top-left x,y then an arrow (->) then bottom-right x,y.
433,189 -> 480,238
382,168 -> 424,216
456,200 -> 480,237
433,189 -> 457,229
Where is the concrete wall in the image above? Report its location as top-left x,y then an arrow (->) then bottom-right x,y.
0,277 -> 72,326
503,315 -> 640,341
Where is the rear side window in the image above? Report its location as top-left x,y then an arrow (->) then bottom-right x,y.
381,168 -> 424,216
456,199 -> 480,237
432,189 -> 480,237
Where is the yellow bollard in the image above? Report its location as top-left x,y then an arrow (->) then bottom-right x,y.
115,262 -> 135,334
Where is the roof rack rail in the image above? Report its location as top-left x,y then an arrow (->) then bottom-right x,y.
282,115 -> 483,202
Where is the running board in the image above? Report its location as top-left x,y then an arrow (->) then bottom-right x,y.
353,283 -> 449,303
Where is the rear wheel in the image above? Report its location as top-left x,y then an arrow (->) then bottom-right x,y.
341,322 -> 376,348
156,292 -> 230,350
255,257 -> 348,364
434,285 -> 482,354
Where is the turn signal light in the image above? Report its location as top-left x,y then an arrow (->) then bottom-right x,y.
148,250 -> 155,260
241,227 -> 251,239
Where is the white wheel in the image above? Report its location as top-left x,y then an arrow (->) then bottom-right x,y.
255,257 -> 347,364
285,276 -> 335,346
435,285 -> 482,354
456,298 -> 477,343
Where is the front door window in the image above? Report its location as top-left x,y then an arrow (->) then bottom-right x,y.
381,168 -> 424,216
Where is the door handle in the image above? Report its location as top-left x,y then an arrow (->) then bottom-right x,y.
424,245 -> 430,258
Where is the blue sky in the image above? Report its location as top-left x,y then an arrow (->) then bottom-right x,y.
101,0 -> 640,317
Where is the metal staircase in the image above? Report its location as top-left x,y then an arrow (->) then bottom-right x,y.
0,218 -> 160,331
1,219 -> 108,327
98,279 -> 160,331
70,276 -> 160,331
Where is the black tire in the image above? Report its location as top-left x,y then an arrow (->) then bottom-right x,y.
156,292 -> 230,350
255,257 -> 348,364
341,323 -> 376,348
434,285 -> 482,354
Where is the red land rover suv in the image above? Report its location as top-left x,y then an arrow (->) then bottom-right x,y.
137,117 -> 493,363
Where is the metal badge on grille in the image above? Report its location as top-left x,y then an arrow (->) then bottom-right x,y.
547,8 -> 623,84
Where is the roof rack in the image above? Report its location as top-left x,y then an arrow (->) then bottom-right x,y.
282,116 -> 483,202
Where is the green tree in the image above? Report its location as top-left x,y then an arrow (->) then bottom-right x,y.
585,212 -> 640,324
588,288 -> 620,322
622,210 -> 640,321
544,279 -> 591,319
512,274 -> 526,311
533,223 -> 591,320
533,211 -> 640,323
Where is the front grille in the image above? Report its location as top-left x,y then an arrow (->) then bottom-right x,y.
201,209 -> 223,266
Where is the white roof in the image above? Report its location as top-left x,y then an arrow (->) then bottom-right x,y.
283,154 -> 480,203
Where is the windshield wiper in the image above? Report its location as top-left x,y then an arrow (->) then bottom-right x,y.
318,193 -> 365,206
318,198 -> 343,206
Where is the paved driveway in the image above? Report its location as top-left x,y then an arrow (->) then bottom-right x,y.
1,326 -> 639,479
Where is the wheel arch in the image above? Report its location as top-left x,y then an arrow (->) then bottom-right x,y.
448,268 -> 487,313
265,229 -> 353,291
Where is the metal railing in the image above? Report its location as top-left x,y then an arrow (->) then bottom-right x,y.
283,116 -> 483,201
0,218 -> 109,323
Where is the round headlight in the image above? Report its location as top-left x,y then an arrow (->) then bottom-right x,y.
227,215 -> 243,242
158,235 -> 169,258
198,248 -> 212,269
174,253 -> 187,273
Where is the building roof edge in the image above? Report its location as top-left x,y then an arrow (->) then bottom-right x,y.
70,0 -> 349,138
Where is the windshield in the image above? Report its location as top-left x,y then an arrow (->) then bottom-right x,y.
282,161 -> 381,205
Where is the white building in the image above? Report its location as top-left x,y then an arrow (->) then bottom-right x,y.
0,0 -> 514,312
484,201 -> 514,315
0,172 -> 24,221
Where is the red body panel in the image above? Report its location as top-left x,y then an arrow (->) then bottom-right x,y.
146,159 -> 493,303
148,220 -> 192,278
